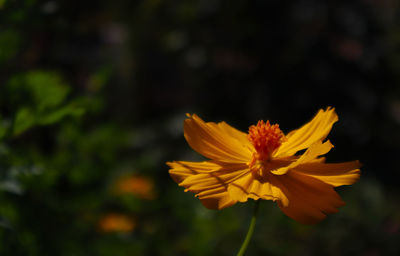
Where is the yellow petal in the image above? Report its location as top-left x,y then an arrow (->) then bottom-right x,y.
227,173 -> 255,202
272,140 -> 333,175
275,107 -> 338,157
227,170 -> 289,205
217,121 -> 253,149
276,171 -> 345,224
294,161 -> 361,187
167,160 -> 250,209
168,161 -> 248,188
184,114 -> 252,163
197,187 -> 237,209
179,170 -> 247,191
167,161 -> 223,184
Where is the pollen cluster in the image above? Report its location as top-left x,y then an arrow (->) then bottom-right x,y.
247,120 -> 286,161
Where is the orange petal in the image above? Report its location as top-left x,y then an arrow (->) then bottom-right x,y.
227,173 -> 255,202
217,120 -> 254,148
276,171 -> 345,224
275,107 -> 338,157
184,114 -> 253,163
227,173 -> 289,205
197,187 -> 237,209
272,140 -> 333,175
167,160 -> 250,209
167,161 -> 222,184
294,161 -> 361,187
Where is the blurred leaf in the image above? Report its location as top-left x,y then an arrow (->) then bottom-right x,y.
24,71 -> 70,112
87,66 -> 113,92
6,71 -> 70,110
0,117 -> 8,140
12,107 -> 36,136
0,216 -> 13,230
0,180 -> 23,194
0,29 -> 20,62
0,127 -> 5,140
6,71 -> 86,136
37,103 -> 85,125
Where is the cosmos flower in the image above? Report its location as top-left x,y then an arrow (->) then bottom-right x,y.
167,108 -> 360,224
113,175 -> 156,200
98,213 -> 135,233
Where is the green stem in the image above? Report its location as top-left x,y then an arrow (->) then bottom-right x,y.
236,200 -> 261,256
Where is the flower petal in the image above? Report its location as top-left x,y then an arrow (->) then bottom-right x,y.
217,121 -> 253,148
167,160 -> 250,209
167,161 -> 223,184
275,107 -> 338,157
184,114 -> 253,163
272,140 -> 333,175
276,171 -> 345,224
227,173 -> 289,205
197,187 -> 237,209
294,161 -> 361,187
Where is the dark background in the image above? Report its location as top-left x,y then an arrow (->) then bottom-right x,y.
0,0 -> 399,255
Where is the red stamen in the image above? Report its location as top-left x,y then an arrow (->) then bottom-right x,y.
248,120 -> 286,162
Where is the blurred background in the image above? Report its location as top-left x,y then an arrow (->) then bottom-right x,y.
0,0 -> 399,255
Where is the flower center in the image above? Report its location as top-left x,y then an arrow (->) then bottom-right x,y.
247,120 -> 286,163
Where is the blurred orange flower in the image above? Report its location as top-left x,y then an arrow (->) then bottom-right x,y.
113,175 -> 156,200
167,108 -> 361,224
98,213 -> 135,233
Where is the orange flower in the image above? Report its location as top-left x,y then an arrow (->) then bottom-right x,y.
98,213 -> 135,233
167,108 -> 361,224
113,175 -> 156,200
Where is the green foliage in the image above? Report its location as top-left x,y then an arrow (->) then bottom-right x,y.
13,108 -> 36,136
0,117 -> 7,140
0,29 -> 20,63
6,71 -> 85,135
